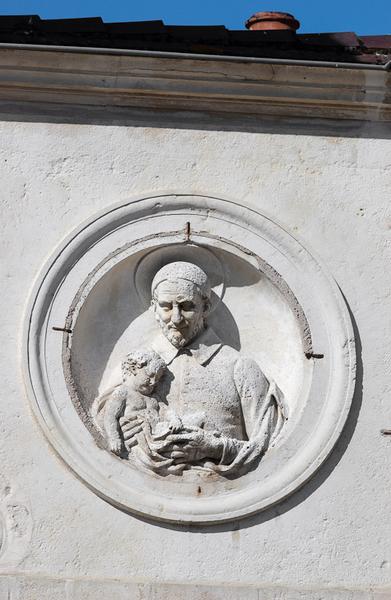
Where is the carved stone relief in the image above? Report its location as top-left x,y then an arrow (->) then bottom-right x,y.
90,261 -> 288,478
24,194 -> 356,523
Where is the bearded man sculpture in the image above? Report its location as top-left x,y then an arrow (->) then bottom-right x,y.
95,261 -> 287,477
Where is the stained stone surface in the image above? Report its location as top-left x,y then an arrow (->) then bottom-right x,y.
25,191 -> 355,524
0,107 -> 390,598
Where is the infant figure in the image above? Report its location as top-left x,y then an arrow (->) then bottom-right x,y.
97,349 -> 166,455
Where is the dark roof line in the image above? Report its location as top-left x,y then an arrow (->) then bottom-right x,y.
0,15 -> 390,65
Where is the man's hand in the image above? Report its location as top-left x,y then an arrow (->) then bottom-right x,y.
152,427 -> 224,463
119,415 -> 143,449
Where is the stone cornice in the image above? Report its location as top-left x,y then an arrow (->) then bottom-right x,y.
0,47 -> 390,121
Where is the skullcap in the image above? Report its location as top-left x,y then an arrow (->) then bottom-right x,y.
151,261 -> 211,298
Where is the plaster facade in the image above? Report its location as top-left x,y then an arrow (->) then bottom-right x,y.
0,48 -> 390,598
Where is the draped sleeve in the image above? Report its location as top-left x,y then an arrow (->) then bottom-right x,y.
210,357 -> 287,475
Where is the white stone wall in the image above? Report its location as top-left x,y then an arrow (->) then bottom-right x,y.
0,115 -> 390,599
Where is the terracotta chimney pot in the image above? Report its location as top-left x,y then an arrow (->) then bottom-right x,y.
245,11 -> 300,32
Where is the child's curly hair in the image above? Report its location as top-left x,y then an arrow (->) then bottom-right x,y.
121,349 -> 165,378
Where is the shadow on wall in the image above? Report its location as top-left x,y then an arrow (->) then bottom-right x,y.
2,103 -> 390,141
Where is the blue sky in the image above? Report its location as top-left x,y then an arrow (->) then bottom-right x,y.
0,0 -> 390,35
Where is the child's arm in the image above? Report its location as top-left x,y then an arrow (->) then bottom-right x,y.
104,387 -> 127,454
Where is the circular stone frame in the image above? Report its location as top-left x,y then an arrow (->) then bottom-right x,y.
24,194 -> 356,524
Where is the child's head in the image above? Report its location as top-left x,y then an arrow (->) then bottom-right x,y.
121,349 -> 166,395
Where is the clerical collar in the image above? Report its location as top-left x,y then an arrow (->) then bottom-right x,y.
151,327 -> 223,366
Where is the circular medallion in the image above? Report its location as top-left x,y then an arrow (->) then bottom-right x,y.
24,194 -> 355,523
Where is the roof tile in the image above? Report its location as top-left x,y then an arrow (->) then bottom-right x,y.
0,15 -> 389,65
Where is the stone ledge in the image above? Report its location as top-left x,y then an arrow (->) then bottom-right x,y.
0,47 -> 390,122
2,575 -> 390,599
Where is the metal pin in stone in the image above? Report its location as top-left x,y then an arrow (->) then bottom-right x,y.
185,221 -> 191,241
52,326 -> 73,334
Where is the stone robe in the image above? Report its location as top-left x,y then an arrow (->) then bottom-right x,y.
151,327 -> 287,475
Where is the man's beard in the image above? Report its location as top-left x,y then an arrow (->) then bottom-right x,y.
156,316 -> 204,349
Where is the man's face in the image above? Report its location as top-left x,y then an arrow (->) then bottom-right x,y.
153,279 -> 206,348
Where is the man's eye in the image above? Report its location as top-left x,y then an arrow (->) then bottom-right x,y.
159,303 -> 172,309
180,302 -> 195,311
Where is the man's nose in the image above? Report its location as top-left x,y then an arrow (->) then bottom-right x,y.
171,305 -> 183,325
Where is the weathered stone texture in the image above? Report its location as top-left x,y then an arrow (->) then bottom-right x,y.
0,106 -> 390,597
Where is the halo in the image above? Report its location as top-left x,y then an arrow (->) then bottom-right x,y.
133,243 -> 226,312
